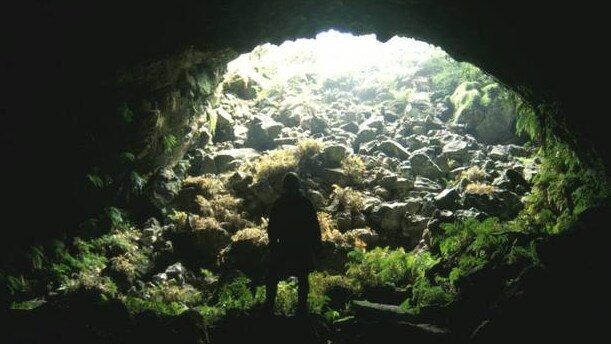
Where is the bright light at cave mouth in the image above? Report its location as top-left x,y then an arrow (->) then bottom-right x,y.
226,29 -> 444,90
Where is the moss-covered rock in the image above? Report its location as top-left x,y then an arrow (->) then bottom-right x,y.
451,82 -> 517,144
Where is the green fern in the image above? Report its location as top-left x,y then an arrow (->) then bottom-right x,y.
87,173 -> 104,188
163,134 -> 178,153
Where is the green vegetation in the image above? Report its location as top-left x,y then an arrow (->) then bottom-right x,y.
465,182 -> 497,195
330,185 -> 365,213
517,102 -> 610,233
340,154 -> 366,183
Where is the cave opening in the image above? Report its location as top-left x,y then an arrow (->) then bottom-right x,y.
3,16 -> 609,344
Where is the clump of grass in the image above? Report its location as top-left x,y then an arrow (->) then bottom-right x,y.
110,250 -> 149,283
341,154 -> 366,182
252,148 -> 298,182
231,225 -> 269,245
330,185 -> 365,213
296,138 -> 324,160
190,215 -> 222,231
465,182 -> 497,195
318,212 -> 367,248
318,212 -> 342,243
168,210 -> 188,229
184,176 -> 225,198
459,165 -> 486,182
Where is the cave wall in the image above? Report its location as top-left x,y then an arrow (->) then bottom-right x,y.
2,0 -> 608,250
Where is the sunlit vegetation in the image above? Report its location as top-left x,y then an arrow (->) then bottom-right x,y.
465,182 -> 497,195
330,185 -> 365,213
3,30 -> 608,343
340,154 -> 366,183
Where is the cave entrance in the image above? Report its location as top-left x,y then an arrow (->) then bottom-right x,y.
188,30 -> 537,251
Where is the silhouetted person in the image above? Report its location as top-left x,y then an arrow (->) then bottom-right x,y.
265,172 -> 322,315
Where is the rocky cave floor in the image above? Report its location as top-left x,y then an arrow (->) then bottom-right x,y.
5,40 -> 555,344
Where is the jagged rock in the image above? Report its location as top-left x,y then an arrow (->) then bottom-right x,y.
374,186 -> 391,199
323,144 -> 348,167
319,168 -> 349,186
275,108 -> 301,127
141,218 -> 162,246
340,121 -> 360,134
246,115 -> 283,149
273,137 -> 298,145
370,202 -> 408,232
153,262 -> 188,285
227,171 -> 253,193
190,149 -> 216,174
223,73 -> 258,99
350,300 -> 415,322
504,168 -> 530,191
462,189 -> 523,220
318,241 -> 352,273
352,212 -> 368,228
356,127 -> 377,144
378,140 -> 411,160
305,115 -> 329,134
219,235 -> 268,282
413,176 -> 443,193
335,210 -> 353,232
405,198 -> 423,213
410,153 -> 444,179
307,189 -> 326,209
412,125 -> 427,135
506,144 -> 530,157
379,174 -> 414,195
401,214 -> 428,248
383,109 -> 400,122
213,107 -> 235,141
441,139 -> 471,162
434,188 -> 460,211
345,227 -> 379,246
360,115 -> 385,131
148,168 -> 182,208
488,145 -> 511,162
214,148 -> 259,173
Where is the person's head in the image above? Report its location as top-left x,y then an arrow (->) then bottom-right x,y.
282,172 -> 301,193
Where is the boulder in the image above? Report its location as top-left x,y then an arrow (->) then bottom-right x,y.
441,139 -> 471,162
370,202 -> 409,232
413,176 -> 442,193
356,127 -> 377,144
307,189 -> 326,210
148,168 -> 182,208
410,154 -> 444,179
462,189 -> 523,220
360,115 -> 385,132
434,188 -> 460,211
345,227 -> 379,246
401,214 -> 428,248
340,121 -> 360,134
319,168 -> 350,186
405,198 -> 423,214
378,140 -> 411,160
227,171 -> 253,193
213,107 -> 235,142
246,115 -> 283,149
451,82 -> 517,144
190,149 -> 216,175
335,210 -> 353,232
213,148 -> 259,173
323,144 -> 348,167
